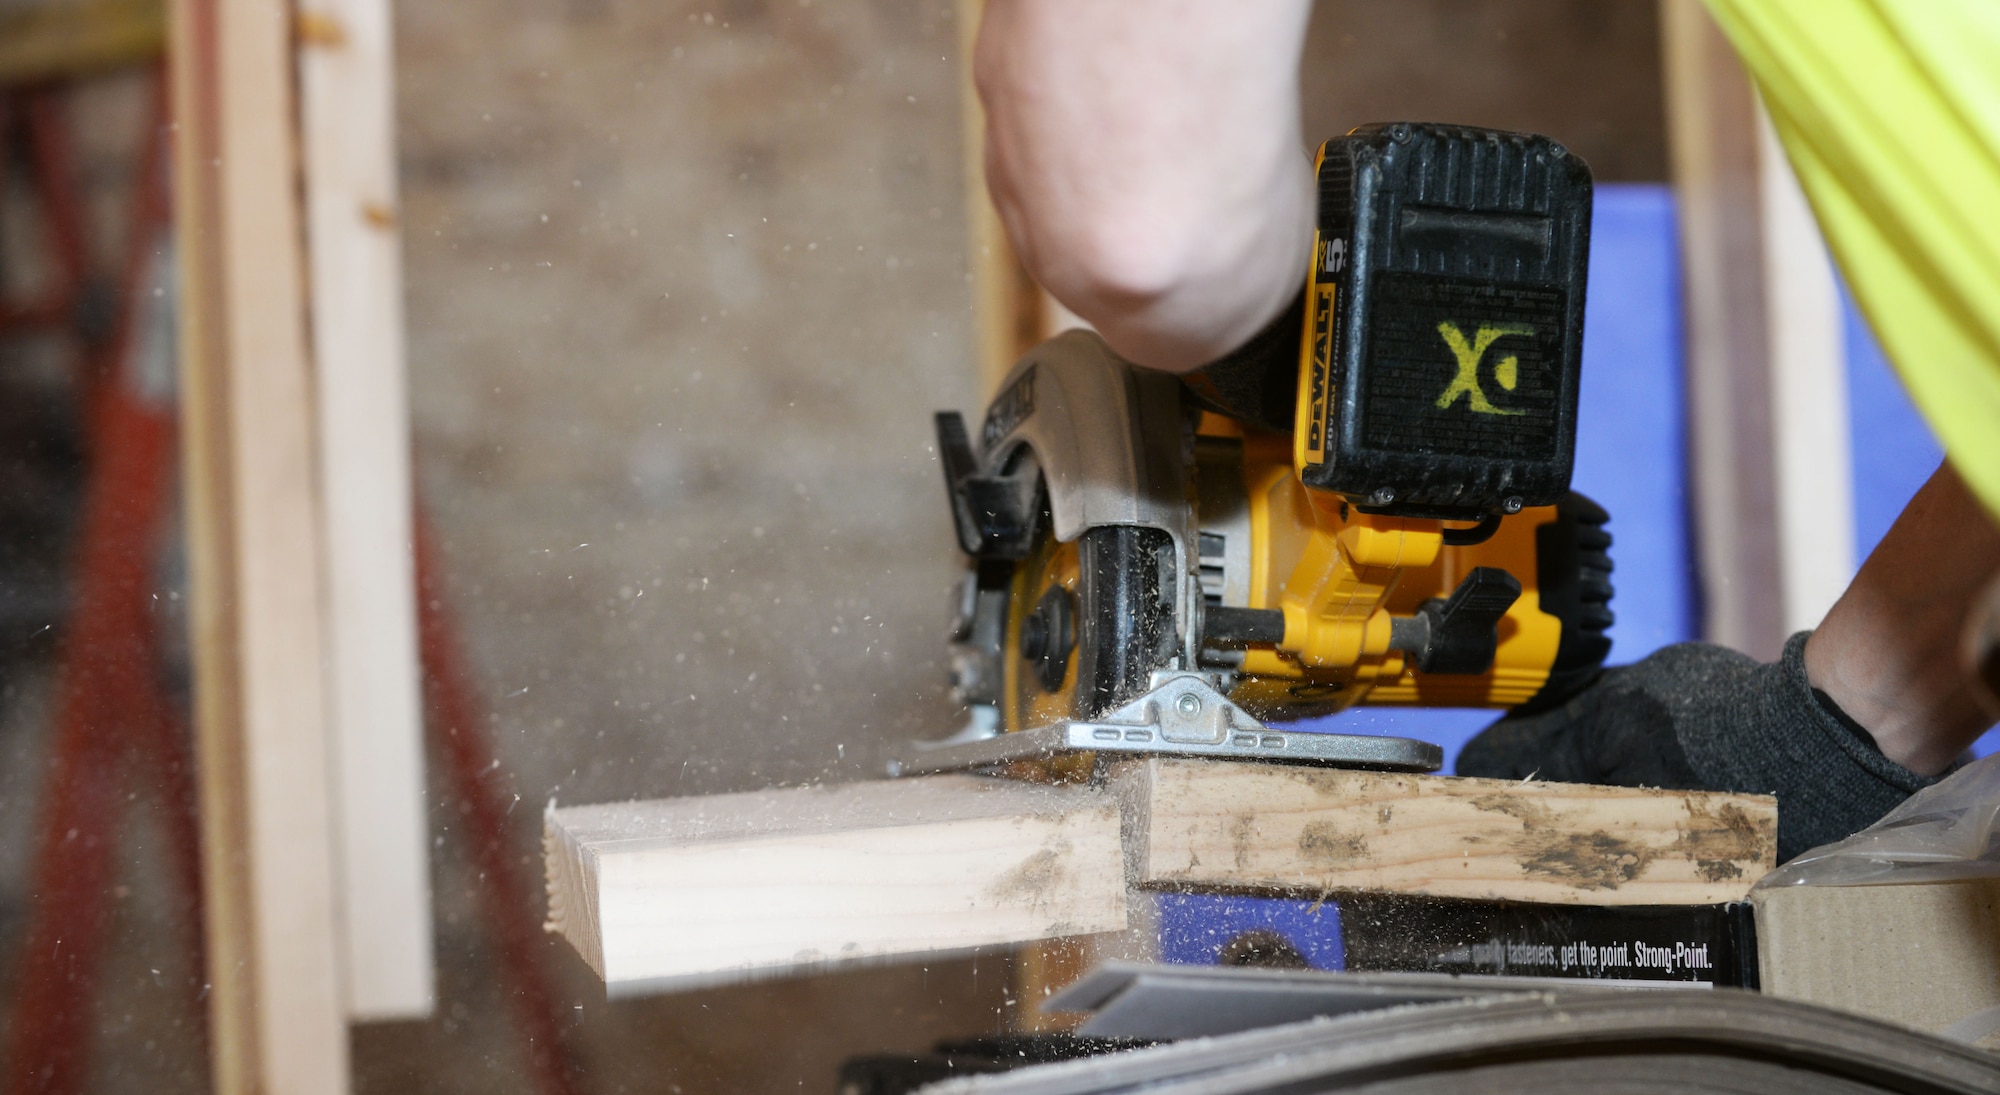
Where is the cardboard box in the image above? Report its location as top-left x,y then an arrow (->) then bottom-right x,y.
1753,877 -> 2000,1046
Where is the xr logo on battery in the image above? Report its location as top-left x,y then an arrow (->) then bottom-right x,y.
1434,321 -> 1532,416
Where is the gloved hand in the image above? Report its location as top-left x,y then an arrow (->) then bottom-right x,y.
1456,632 -> 1942,863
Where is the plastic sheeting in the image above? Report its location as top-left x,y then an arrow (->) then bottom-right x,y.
1757,751 -> 2000,887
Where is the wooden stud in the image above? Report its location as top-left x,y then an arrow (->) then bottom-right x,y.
1755,110 -> 1854,635
1661,0 -> 1786,660
1661,0 -> 1854,655
168,0 -> 349,1088
296,0 -> 435,1022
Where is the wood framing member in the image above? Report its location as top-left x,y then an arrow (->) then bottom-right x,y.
1661,0 -> 1854,656
297,0 -> 434,1021
1661,0 -> 1784,660
1126,760 -> 1775,907
169,0 -> 348,1089
545,762 -> 1776,993
543,775 -> 1127,995
1754,112 -> 1854,637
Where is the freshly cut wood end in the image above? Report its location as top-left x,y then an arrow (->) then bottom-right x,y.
543,800 -> 605,979
543,774 -> 1127,994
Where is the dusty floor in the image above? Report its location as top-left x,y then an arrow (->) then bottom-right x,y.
0,1 -> 1670,1091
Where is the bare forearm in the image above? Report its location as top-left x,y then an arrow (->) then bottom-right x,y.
1806,462 -> 2000,774
974,0 -> 1314,372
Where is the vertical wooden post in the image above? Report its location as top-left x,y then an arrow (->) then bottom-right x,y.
1661,0 -> 1851,657
1661,0 -> 1784,659
297,0 -> 435,1021
168,0 -> 351,1089
1755,113 -> 1854,635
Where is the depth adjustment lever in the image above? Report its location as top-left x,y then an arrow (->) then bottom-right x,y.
1390,567 -> 1522,675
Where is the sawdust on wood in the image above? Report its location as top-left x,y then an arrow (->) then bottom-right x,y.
984,841 -> 1070,906
1676,796 -> 1775,882
1472,789 -> 1655,891
1518,830 -> 1658,890
1297,821 -> 1371,865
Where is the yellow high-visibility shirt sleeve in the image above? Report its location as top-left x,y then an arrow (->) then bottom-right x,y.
1701,0 -> 2000,520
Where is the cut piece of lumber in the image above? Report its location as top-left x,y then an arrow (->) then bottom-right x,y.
543,775 -> 1127,995
1126,759 -> 1777,906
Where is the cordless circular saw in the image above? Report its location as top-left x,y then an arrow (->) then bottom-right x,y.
895,123 -> 1612,778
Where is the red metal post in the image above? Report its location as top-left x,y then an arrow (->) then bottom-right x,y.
2,71 -> 202,1095
5,62 -> 587,1095
0,87 -> 90,333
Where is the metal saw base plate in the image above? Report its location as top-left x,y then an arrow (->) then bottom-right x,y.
889,672 -> 1442,777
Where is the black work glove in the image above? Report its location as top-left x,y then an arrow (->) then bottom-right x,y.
1456,632 -> 1943,863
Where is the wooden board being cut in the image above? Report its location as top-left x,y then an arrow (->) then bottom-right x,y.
1128,759 -> 1777,906
545,760 -> 1777,993
543,775 -> 1126,994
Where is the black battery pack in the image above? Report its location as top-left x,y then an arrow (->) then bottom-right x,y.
1298,122 -> 1592,520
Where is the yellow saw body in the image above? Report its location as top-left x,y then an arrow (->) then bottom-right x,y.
905,123 -> 1609,777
